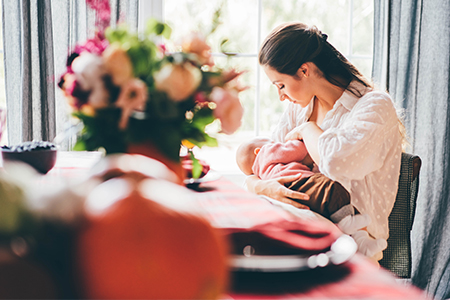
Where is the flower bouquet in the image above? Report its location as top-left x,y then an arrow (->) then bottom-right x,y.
58,0 -> 244,178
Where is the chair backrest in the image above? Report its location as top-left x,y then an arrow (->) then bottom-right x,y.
379,152 -> 421,278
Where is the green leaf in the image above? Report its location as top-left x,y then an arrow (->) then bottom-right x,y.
209,1 -> 224,35
189,151 -> 202,179
146,19 -> 172,39
203,134 -> 218,147
105,25 -> 130,44
220,38 -> 237,56
73,139 -> 87,151
191,107 -> 215,130
185,131 -> 218,148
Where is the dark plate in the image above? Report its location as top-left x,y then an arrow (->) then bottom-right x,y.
229,234 -> 356,273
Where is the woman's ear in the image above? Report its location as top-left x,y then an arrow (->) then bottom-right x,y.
297,63 -> 310,78
254,148 -> 261,155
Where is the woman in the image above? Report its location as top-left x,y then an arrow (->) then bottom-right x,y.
245,22 -> 403,260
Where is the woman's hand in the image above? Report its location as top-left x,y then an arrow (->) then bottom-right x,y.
286,121 -> 323,166
285,124 -> 306,141
246,174 -> 310,209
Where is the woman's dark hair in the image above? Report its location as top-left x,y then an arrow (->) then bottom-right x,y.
258,22 -> 373,97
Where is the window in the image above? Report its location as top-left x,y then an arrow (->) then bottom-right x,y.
141,0 -> 374,179
140,0 -> 374,179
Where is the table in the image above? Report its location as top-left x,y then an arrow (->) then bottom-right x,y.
195,179 -> 430,300
1,151 -> 431,299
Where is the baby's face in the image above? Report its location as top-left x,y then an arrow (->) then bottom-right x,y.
237,137 -> 273,175
247,137 -> 273,167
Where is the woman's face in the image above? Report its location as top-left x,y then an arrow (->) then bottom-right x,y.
263,65 -> 313,107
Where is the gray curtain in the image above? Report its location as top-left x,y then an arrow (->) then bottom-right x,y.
2,0 -> 56,145
373,1 -> 450,299
2,0 -> 138,150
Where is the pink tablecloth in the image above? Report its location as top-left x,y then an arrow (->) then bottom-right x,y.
3,151 -> 430,299
193,178 -> 430,300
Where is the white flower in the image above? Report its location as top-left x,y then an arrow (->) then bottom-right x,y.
71,52 -> 104,90
154,63 -> 202,102
181,33 -> 214,67
71,52 -> 109,109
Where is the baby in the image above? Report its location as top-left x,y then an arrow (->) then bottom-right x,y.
236,137 -> 387,258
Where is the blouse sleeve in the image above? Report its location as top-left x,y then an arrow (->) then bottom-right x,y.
272,102 -> 305,143
318,91 -> 400,182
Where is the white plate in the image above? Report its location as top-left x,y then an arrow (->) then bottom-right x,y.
184,170 -> 222,186
229,234 -> 357,272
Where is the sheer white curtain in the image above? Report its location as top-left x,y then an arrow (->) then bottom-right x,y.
2,0 -> 138,150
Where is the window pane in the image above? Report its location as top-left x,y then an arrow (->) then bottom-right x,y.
352,0 -> 374,56
259,72 -> 289,135
351,58 -> 372,81
261,0 -> 350,55
164,0 -> 258,53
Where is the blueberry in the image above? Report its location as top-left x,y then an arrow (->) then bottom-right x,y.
6,141 -> 56,153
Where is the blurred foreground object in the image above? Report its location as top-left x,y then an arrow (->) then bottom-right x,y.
75,154 -> 229,299
0,173 -> 28,235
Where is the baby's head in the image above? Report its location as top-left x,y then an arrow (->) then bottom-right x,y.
236,137 -> 273,175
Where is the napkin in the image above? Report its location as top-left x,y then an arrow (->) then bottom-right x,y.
227,218 -> 341,256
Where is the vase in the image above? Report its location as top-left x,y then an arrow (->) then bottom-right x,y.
126,142 -> 185,185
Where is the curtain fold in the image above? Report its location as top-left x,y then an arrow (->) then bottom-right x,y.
373,1 -> 450,299
2,0 -> 138,150
3,0 -> 56,145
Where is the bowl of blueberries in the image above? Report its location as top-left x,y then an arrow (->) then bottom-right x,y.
1,141 -> 58,174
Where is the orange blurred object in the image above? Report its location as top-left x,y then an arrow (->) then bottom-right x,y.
75,176 -> 228,299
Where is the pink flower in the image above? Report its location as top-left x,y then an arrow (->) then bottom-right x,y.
74,38 -> 109,56
181,33 -> 214,67
154,63 -> 202,102
86,0 -> 111,38
210,87 -> 243,134
58,73 -> 89,110
208,69 -> 245,87
71,52 -> 109,109
158,43 -> 167,54
115,79 -> 148,130
194,92 -> 208,104
102,44 -> 133,86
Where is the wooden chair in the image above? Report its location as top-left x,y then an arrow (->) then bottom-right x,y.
379,153 -> 422,278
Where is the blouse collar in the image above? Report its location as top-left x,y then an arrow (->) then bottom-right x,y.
302,81 -> 370,121
338,81 -> 370,111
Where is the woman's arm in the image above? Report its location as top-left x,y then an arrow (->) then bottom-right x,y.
245,174 -> 310,209
317,92 -> 400,181
285,121 -> 324,165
